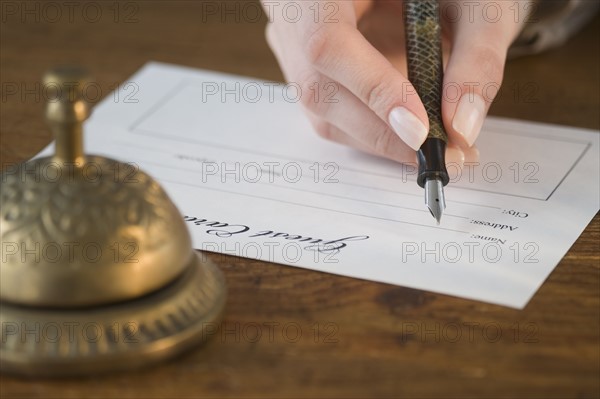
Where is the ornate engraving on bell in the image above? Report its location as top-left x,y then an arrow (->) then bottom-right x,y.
0,66 -> 227,376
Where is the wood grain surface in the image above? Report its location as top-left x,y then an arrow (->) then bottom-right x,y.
1,2 -> 598,398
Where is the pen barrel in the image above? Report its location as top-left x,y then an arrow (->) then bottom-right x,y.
404,0 -> 447,143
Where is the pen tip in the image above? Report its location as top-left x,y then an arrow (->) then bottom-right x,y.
424,178 -> 445,225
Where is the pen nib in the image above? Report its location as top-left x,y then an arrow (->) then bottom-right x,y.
425,178 -> 445,225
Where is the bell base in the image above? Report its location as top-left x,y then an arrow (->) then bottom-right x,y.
0,253 -> 226,377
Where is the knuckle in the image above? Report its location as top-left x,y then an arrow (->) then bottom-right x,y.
297,71 -> 330,115
303,24 -> 331,66
364,76 -> 393,115
472,44 -> 505,86
312,120 -> 335,141
372,129 -> 395,156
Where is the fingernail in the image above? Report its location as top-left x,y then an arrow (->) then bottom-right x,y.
452,94 -> 486,147
388,107 -> 428,151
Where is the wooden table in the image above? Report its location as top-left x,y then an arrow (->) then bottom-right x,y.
1,2 -> 598,398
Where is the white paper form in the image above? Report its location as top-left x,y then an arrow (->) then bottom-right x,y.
41,62 -> 600,308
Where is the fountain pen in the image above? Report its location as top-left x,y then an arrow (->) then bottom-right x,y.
404,0 -> 449,224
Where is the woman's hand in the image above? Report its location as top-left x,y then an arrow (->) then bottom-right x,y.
263,0 -> 530,165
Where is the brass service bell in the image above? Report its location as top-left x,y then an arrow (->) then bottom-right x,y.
0,67 -> 227,376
